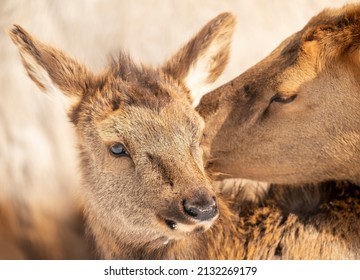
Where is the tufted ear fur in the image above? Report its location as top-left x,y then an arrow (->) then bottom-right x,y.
8,25 -> 94,107
300,4 -> 360,64
162,13 -> 236,105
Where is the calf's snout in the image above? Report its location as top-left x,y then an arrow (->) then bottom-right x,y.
182,191 -> 218,221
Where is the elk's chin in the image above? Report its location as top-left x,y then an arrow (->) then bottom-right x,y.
176,219 -> 215,233
161,215 -> 218,238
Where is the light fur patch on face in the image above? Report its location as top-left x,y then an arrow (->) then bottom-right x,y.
278,41 -> 320,96
176,219 -> 215,233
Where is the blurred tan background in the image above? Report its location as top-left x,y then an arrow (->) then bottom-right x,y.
0,0 -> 357,258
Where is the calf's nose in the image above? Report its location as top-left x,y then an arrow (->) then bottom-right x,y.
183,194 -> 218,221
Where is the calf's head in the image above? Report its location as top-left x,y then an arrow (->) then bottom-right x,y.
8,13 -> 235,245
198,4 -> 360,185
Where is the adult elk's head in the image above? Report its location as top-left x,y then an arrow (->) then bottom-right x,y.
198,4 -> 360,185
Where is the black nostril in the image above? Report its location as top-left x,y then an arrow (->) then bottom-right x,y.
183,197 -> 218,221
165,219 -> 177,230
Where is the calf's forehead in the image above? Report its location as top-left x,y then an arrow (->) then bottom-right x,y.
96,101 -> 203,149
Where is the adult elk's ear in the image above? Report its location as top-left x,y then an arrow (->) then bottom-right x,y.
7,25 -> 94,109
162,13 -> 236,105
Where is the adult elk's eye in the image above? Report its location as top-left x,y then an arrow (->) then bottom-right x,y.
270,94 -> 297,104
109,143 -> 130,157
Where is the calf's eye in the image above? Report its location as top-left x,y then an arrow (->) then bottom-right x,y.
109,143 -> 130,157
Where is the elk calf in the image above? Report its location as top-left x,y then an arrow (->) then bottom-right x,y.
9,13 -> 235,259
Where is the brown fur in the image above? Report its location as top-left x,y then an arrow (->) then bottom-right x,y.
197,3 -> 360,186
8,10 -> 360,260
210,181 -> 360,260
8,13 -> 236,259
79,182 -> 360,259
195,5 -> 360,258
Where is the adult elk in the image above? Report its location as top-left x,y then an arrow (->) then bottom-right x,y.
198,3 -> 360,186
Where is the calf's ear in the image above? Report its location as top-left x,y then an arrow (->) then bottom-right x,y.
8,25 -> 94,109
162,13 -> 236,105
